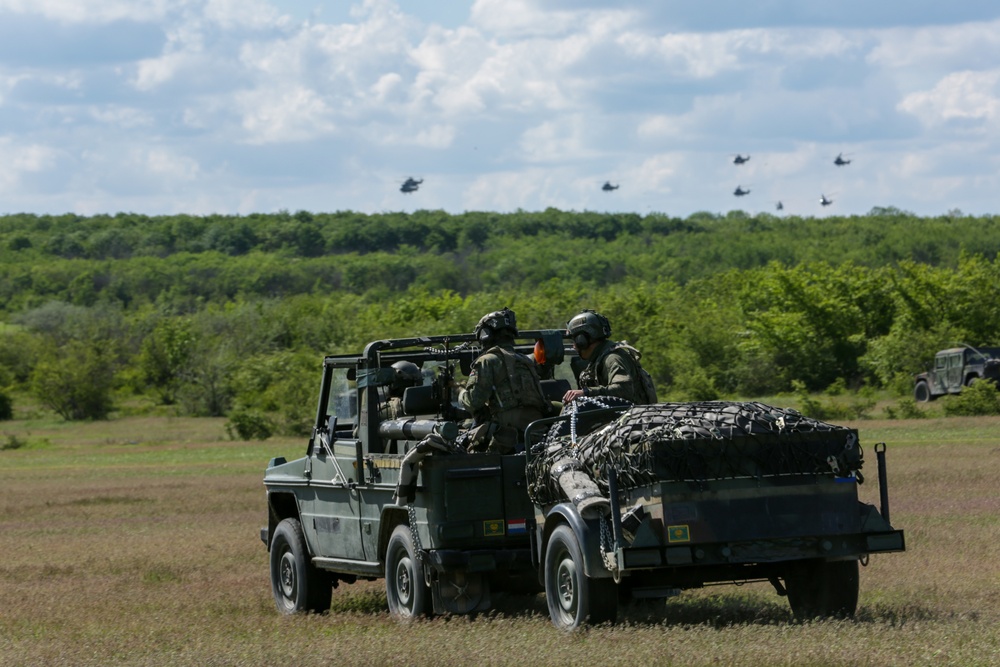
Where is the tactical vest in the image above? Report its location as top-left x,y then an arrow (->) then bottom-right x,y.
482,346 -> 551,427
580,342 -> 658,405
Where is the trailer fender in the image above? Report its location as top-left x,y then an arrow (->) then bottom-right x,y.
539,503 -> 613,580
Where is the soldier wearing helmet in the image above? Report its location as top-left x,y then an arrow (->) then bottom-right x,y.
458,307 -> 553,453
381,360 -> 422,420
562,309 -> 656,405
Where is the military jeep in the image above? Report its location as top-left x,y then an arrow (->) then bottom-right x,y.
914,346 -> 1000,402
261,331 -> 905,630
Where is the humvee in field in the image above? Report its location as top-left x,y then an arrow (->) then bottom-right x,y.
913,346 -> 1000,402
261,331 -> 905,629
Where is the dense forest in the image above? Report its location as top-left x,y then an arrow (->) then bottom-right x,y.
1,207 -> 999,432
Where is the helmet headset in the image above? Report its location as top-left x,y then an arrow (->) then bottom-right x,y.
566,310 -> 611,350
474,307 -> 518,347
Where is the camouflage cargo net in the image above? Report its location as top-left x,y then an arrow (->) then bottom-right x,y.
527,399 -> 864,507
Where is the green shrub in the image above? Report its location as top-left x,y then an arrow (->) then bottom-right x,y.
30,341 -> 115,420
1,434 -> 25,450
884,398 -> 926,420
942,381 -> 1000,416
225,409 -> 275,440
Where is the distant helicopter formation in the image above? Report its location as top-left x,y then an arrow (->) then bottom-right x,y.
397,151 -> 852,211
724,152 -> 852,211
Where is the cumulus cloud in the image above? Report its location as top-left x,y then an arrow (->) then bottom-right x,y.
0,137 -> 58,190
0,0 -> 172,24
236,85 -> 336,144
898,70 -> 1000,128
2,0 -> 1000,215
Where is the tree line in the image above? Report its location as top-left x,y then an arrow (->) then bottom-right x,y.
1,208 -> 999,429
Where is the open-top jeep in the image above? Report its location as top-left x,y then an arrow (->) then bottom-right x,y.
261,330 -> 905,629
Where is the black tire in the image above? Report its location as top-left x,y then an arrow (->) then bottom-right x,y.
385,525 -> 430,619
269,518 -> 332,614
544,524 -> 618,630
913,381 -> 931,403
784,559 -> 859,620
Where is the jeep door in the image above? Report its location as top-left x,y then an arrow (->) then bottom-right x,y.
943,350 -> 964,393
299,364 -> 366,562
303,437 -> 366,562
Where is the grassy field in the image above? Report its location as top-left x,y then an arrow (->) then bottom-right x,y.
1,415 -> 999,667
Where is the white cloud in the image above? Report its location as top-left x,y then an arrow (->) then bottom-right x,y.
0,0 -> 173,23
618,27 -> 862,79
519,116 -> 595,163
203,0 -> 285,30
898,70 -> 1000,127
236,85 -> 335,144
89,105 -> 154,128
133,50 -> 200,90
470,0 -> 583,38
370,122 -> 455,149
0,137 -> 58,190
143,147 -> 200,180
867,20 -> 1000,71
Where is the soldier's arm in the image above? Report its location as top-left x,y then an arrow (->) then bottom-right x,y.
458,358 -> 496,413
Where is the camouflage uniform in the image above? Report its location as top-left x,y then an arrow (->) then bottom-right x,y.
459,344 -> 551,453
576,339 -> 655,404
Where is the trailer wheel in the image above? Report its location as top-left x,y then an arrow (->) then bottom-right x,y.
270,518 -> 332,614
385,525 -> 430,619
784,559 -> 859,620
913,381 -> 931,403
544,524 -> 617,630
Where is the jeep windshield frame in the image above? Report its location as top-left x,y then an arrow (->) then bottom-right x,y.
307,330 -> 574,456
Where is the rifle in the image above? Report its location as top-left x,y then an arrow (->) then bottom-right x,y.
432,338 -> 460,421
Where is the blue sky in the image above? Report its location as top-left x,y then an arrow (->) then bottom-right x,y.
1,0 -> 999,218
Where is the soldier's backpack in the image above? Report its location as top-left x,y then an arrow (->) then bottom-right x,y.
598,342 -> 658,405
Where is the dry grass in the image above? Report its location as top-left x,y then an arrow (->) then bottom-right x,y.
1,416 -> 999,666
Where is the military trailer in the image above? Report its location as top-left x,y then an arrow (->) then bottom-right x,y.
913,346 -> 1000,402
261,332 -> 905,630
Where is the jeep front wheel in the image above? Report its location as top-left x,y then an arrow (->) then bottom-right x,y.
270,518 -> 332,614
385,524 -> 430,619
914,381 -> 931,403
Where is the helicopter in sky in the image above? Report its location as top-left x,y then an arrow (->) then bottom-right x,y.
733,185 -> 751,197
732,154 -> 750,165
775,201 -> 784,211
400,177 -> 423,193
834,153 -> 852,167
820,193 -> 834,206
602,181 -> 619,191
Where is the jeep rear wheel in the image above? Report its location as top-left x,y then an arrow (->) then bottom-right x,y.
269,518 -> 332,614
385,524 -> 430,619
544,524 -> 618,630
914,381 -> 931,403
784,559 -> 859,620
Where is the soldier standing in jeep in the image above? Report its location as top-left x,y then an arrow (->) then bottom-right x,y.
562,309 -> 657,405
458,307 -> 553,453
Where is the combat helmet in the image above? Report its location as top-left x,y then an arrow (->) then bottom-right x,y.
566,309 -> 611,348
389,360 -> 422,395
474,307 -> 517,346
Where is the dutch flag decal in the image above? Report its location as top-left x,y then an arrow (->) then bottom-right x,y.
508,519 -> 527,535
